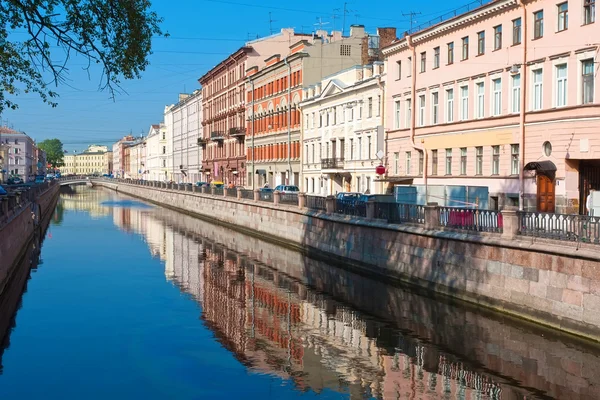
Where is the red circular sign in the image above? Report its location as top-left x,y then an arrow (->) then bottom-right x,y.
375,165 -> 386,175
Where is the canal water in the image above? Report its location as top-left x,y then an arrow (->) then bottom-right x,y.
1,186 -> 599,399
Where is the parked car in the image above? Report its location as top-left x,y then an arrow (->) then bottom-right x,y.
335,192 -> 362,202
210,181 -> 224,188
46,174 -> 55,180
195,181 -> 208,187
55,172 -> 62,178
259,187 -> 274,193
7,177 -> 23,185
274,185 -> 299,193
0,185 -> 7,195
35,175 -> 45,184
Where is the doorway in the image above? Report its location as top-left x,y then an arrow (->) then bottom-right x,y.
537,175 -> 555,213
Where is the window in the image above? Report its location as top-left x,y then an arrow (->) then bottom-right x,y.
476,82 -> 485,118
162,132 -> 166,140
432,150 -> 438,175
582,59 -> 595,104
407,57 -> 412,77
432,92 -> 439,124
446,89 -> 454,123
534,10 -> 544,38
358,137 -> 362,159
445,149 -> 452,175
359,103 -> 363,119
462,37 -> 469,60
447,42 -> 454,64
511,74 -> 521,113
511,144 -> 519,175
394,100 -> 401,129
419,151 -> 424,175
394,152 -> 399,174
420,52 -> 426,72
532,69 -> 543,110
405,152 -> 412,175
584,0 -> 595,25
418,95 -> 426,126
162,146 -> 166,154
513,18 -> 522,44
396,61 -> 402,79
377,95 -> 381,116
494,25 -> 502,50
492,145 -> 500,175
349,140 -> 353,160
368,97 -> 373,118
319,114 -> 323,127
405,99 -> 412,127
557,2 -> 568,31
556,64 -> 567,107
477,31 -> 485,55
476,147 -> 483,175
333,108 -> 337,125
434,47 -> 440,68
367,136 -> 373,159
460,148 -> 467,175
460,86 -> 469,120
492,78 -> 502,116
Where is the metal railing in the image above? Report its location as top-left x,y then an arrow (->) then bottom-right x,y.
519,212 -> 600,244
213,187 -> 224,196
321,157 -> 345,169
226,188 -> 237,197
439,207 -> 503,233
240,189 -> 254,200
280,193 -> 298,206
335,199 -> 366,217
374,203 -> 425,224
259,191 -> 273,202
306,195 -> 326,211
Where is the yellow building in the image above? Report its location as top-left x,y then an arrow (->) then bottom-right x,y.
0,144 -> 8,183
62,145 -> 112,175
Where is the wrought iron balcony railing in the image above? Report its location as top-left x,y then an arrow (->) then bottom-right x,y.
321,157 -> 345,169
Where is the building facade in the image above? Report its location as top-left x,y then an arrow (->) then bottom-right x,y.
384,0 -> 599,213
168,90 -> 203,183
300,64 -> 386,196
0,143 -> 7,183
146,124 -> 167,181
0,127 -> 38,181
112,136 -> 135,178
127,138 -> 147,179
62,145 -> 111,175
199,28 -> 315,186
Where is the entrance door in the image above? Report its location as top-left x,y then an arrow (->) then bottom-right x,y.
537,175 -> 555,213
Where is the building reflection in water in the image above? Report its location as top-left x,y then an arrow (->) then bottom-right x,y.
60,187 -> 600,400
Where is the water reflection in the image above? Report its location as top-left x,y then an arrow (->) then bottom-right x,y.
59,187 -> 600,399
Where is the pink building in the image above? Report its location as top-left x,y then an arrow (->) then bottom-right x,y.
384,0 -> 599,213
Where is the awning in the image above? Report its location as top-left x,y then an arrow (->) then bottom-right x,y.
255,169 -> 266,175
524,160 -> 557,180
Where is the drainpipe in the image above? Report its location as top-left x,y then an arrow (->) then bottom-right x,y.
407,35 -> 429,203
375,72 -> 385,195
284,56 -> 293,185
250,79 -> 255,190
518,0 -> 528,211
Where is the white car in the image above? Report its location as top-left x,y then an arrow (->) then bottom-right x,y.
274,185 -> 300,194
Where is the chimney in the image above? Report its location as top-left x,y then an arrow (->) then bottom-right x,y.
377,27 -> 397,49
349,24 -> 366,38
363,65 -> 373,79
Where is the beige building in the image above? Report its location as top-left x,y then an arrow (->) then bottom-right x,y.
62,145 -> 112,175
0,143 -> 7,183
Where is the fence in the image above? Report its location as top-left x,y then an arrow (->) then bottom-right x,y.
225,188 -> 237,198
259,191 -> 273,202
335,199 -> 366,218
240,189 -> 254,200
280,193 -> 299,206
306,195 -> 326,211
439,207 -> 503,233
374,203 -> 425,224
519,212 -> 600,244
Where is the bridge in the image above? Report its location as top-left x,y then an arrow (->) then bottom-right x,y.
57,176 -> 95,186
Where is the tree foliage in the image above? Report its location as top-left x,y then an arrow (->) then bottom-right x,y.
38,138 -> 64,167
0,0 -> 166,113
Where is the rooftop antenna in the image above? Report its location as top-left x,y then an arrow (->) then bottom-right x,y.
342,2 -> 355,37
354,13 -> 360,24
332,9 -> 341,31
268,12 -> 277,35
314,17 -> 330,32
402,10 -> 421,33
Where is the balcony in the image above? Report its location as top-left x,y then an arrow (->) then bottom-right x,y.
321,157 -> 345,170
229,127 -> 246,138
210,131 -> 225,141
197,138 -> 208,146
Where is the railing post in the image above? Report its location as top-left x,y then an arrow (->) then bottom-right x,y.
325,195 -> 335,214
211,187 -> 216,196
273,190 -> 281,205
253,189 -> 260,202
223,187 -> 228,197
298,192 -> 306,209
501,206 -> 519,239
237,187 -> 243,199
366,200 -> 376,219
424,202 -> 440,230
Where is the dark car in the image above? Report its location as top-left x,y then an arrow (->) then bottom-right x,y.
0,185 -> 7,195
35,175 -> 45,184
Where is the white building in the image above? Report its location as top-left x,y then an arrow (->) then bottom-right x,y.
164,90 -> 203,183
128,137 -> 147,179
300,64 -> 386,196
146,124 -> 167,181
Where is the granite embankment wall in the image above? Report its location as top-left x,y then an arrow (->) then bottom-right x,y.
149,205 -> 600,400
98,181 -> 600,342
0,183 -> 60,296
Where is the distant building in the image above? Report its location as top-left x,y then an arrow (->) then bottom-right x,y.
0,127 -> 39,181
112,136 -> 135,178
127,138 -> 147,179
146,124 -> 167,181
62,144 -> 111,175
0,143 -> 8,183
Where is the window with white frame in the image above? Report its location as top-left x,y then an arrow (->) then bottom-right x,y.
349,139 -> 353,159
532,69 -> 543,110
511,74 -> 521,113
584,0 -> 595,25
418,95 -> 425,126
445,148 -> 452,175
434,47 -> 440,68
367,136 -> 372,159
460,85 -> 469,120
394,100 -> 401,129
420,52 -> 426,73
557,2 -> 568,31
432,150 -> 438,175
394,152 -> 399,174
492,145 -> 500,175
377,95 -> 381,116
407,57 -> 412,77
419,152 -> 424,175
492,78 -> 502,116
446,88 -> 454,122
556,64 -> 567,107
493,25 -> 502,50
396,61 -> 402,79
358,137 -> 362,159
475,146 -> 483,175
368,97 -> 373,118
511,144 -> 519,175
582,59 -> 595,104
432,92 -> 439,124
476,82 -> 485,118
405,151 -> 412,175
460,148 -> 467,175
405,99 -> 412,127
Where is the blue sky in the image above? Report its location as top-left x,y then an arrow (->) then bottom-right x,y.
2,0 -> 481,153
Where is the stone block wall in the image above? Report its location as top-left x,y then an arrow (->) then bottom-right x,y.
99,181 -> 600,341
